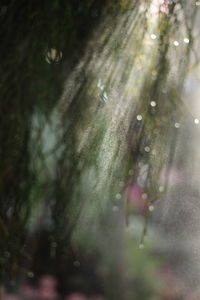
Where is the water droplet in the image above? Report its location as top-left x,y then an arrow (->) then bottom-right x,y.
112,205 -> 119,212
137,115 -> 142,121
45,48 -> 62,64
116,193 -> 122,200
196,1 -> 200,6
184,38 -> 190,44
149,205 -> 154,212
144,146 -> 150,153
174,122 -> 180,128
4,251 -> 10,258
194,118 -> 199,124
150,101 -> 156,107
141,193 -> 148,200
173,40 -> 179,47
73,261 -> 80,267
139,243 -> 144,249
27,272 -> 34,278
150,34 -> 157,40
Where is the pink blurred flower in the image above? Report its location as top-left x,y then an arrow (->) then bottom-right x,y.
158,267 -> 186,299
38,275 -> 58,290
20,285 -> 37,298
65,293 -> 88,300
36,275 -> 59,299
2,295 -> 21,300
127,183 -> 147,213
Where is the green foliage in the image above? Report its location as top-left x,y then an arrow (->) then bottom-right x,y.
0,0 -> 198,298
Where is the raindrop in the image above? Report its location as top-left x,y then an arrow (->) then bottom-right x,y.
4,251 -> 10,258
194,118 -> 199,125
173,40 -> 179,47
196,1 -> 200,6
174,122 -> 180,128
149,205 -> 154,212
45,48 -> 62,64
73,261 -> 80,267
27,272 -> 34,278
150,34 -> 157,40
116,193 -> 122,200
150,101 -> 156,107
144,146 -> 150,153
184,38 -> 190,44
139,243 -> 144,249
141,193 -> 148,200
52,242 -> 57,248
137,115 -> 142,121
112,205 -> 119,212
